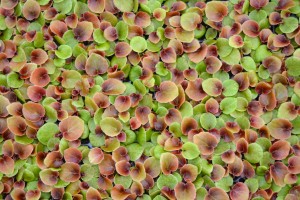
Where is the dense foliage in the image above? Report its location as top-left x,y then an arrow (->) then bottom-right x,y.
0,0 -> 300,199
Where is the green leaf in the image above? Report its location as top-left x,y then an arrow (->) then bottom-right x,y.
61,70 -> 81,88
253,45 -> 272,63
53,0 -> 72,14
222,80 -> 239,96
89,132 -> 105,147
215,176 -> 233,192
221,48 -> 241,65
116,21 -> 128,41
15,135 -> 34,145
55,45 -> 72,59
182,142 -> 200,160
99,117 -> 123,137
63,30 -> 78,48
244,143 -> 263,164
93,29 -> 106,44
37,123 -> 59,145
157,174 -> 178,189
279,17 -> 298,33
286,56 -> 300,76
249,10 -> 267,23
245,178 -> 259,193
114,174 -> 133,189
179,102 -> 193,118
220,97 -> 237,114
127,143 -> 144,161
7,72 -> 24,88
241,56 -> 257,71
113,0 -> 134,12
200,113 -> 217,130
130,36 -> 147,53
216,38 -> 233,57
